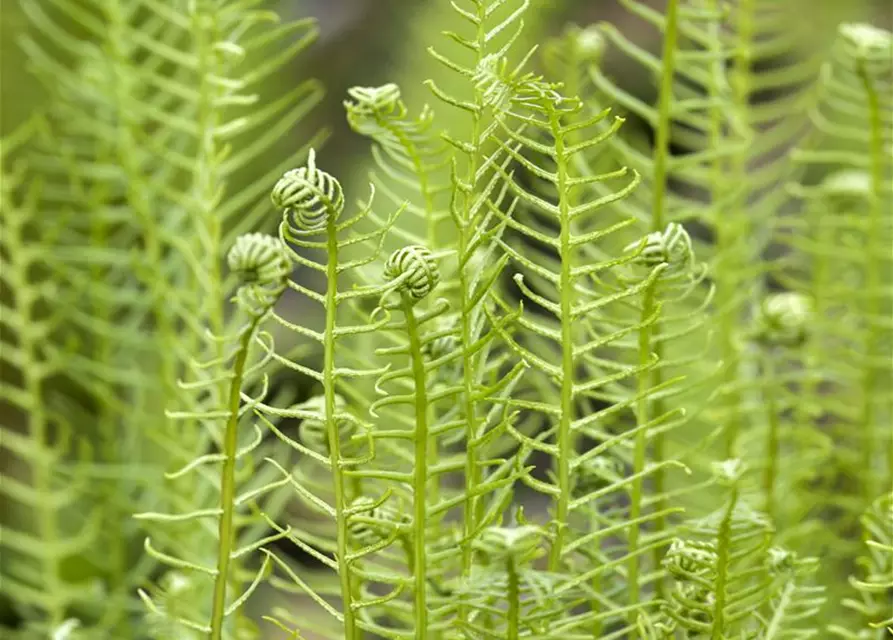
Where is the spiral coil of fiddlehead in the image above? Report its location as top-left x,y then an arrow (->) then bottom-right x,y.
227,233 -> 291,315
767,546 -> 798,575
663,539 -> 719,581
383,245 -> 440,301
627,222 -> 696,277
473,524 -> 545,566
347,496 -> 407,546
271,149 -> 344,232
839,23 -> 892,64
296,394 -> 359,456
755,292 -> 813,346
344,84 -> 406,136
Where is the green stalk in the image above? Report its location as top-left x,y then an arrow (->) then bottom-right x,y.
855,57 -> 887,500
727,0 -> 757,457
648,0 -> 680,590
457,2 -> 487,610
703,0 -> 745,459
629,278 -> 658,607
506,557 -> 520,640
549,107 -> 576,571
403,293 -> 431,640
209,316 -> 260,639
324,222 -> 360,639
711,486 -> 739,639
762,355 -> 780,524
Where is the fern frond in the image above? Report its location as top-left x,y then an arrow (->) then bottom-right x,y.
0,121 -> 103,636
830,492 -> 893,639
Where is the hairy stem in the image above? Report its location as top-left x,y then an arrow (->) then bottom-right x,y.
403,293 -> 430,639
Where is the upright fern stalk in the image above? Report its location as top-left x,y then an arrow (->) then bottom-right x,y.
383,245 -> 442,639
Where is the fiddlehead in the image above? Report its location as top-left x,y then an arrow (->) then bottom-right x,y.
136,233 -> 290,638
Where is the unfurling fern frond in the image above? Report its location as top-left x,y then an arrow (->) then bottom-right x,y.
776,23 -> 892,603
831,492 -> 893,639
658,460 -> 775,637
135,233 -> 291,639
245,151 -> 401,640
10,1 -> 324,635
345,83 -> 451,250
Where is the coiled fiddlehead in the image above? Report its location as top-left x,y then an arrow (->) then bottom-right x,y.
473,524 -> 544,566
345,84 -> 403,131
384,245 -> 441,301
271,149 -> 344,232
663,539 -> 720,581
227,233 -> 291,316
755,292 -> 813,347
628,222 -> 696,277
347,496 -> 407,547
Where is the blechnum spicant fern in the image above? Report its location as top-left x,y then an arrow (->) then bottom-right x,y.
1,0 -> 891,638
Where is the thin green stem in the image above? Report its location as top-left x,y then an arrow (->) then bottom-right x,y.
711,486 -> 738,639
325,221 -> 360,639
648,0 -> 680,594
727,0 -> 759,459
403,293 -> 430,640
459,2 -> 488,611
763,355 -> 780,525
506,558 -> 520,640
629,277 -> 658,608
651,0 -> 680,232
209,318 -> 259,640
549,107 -> 576,571
856,57 -> 887,501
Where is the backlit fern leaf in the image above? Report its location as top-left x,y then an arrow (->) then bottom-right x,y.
0,122 -> 102,637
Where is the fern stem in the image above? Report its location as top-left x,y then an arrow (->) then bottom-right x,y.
648,0 -> 681,593
403,293 -> 430,640
325,222 -> 360,639
855,56 -> 888,501
651,0 -> 679,232
458,1 -> 488,610
629,276 -> 658,608
704,0 -> 745,459
549,107 -> 576,572
711,485 -> 738,639
727,0 -> 760,459
506,557 -> 520,640
209,318 -> 258,639
762,355 -> 780,524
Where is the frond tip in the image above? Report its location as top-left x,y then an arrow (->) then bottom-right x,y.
271,149 -> 344,231
227,233 -> 291,314
627,222 -> 696,274
755,292 -> 813,346
474,524 -> 545,565
344,84 -> 403,124
384,245 -> 441,300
